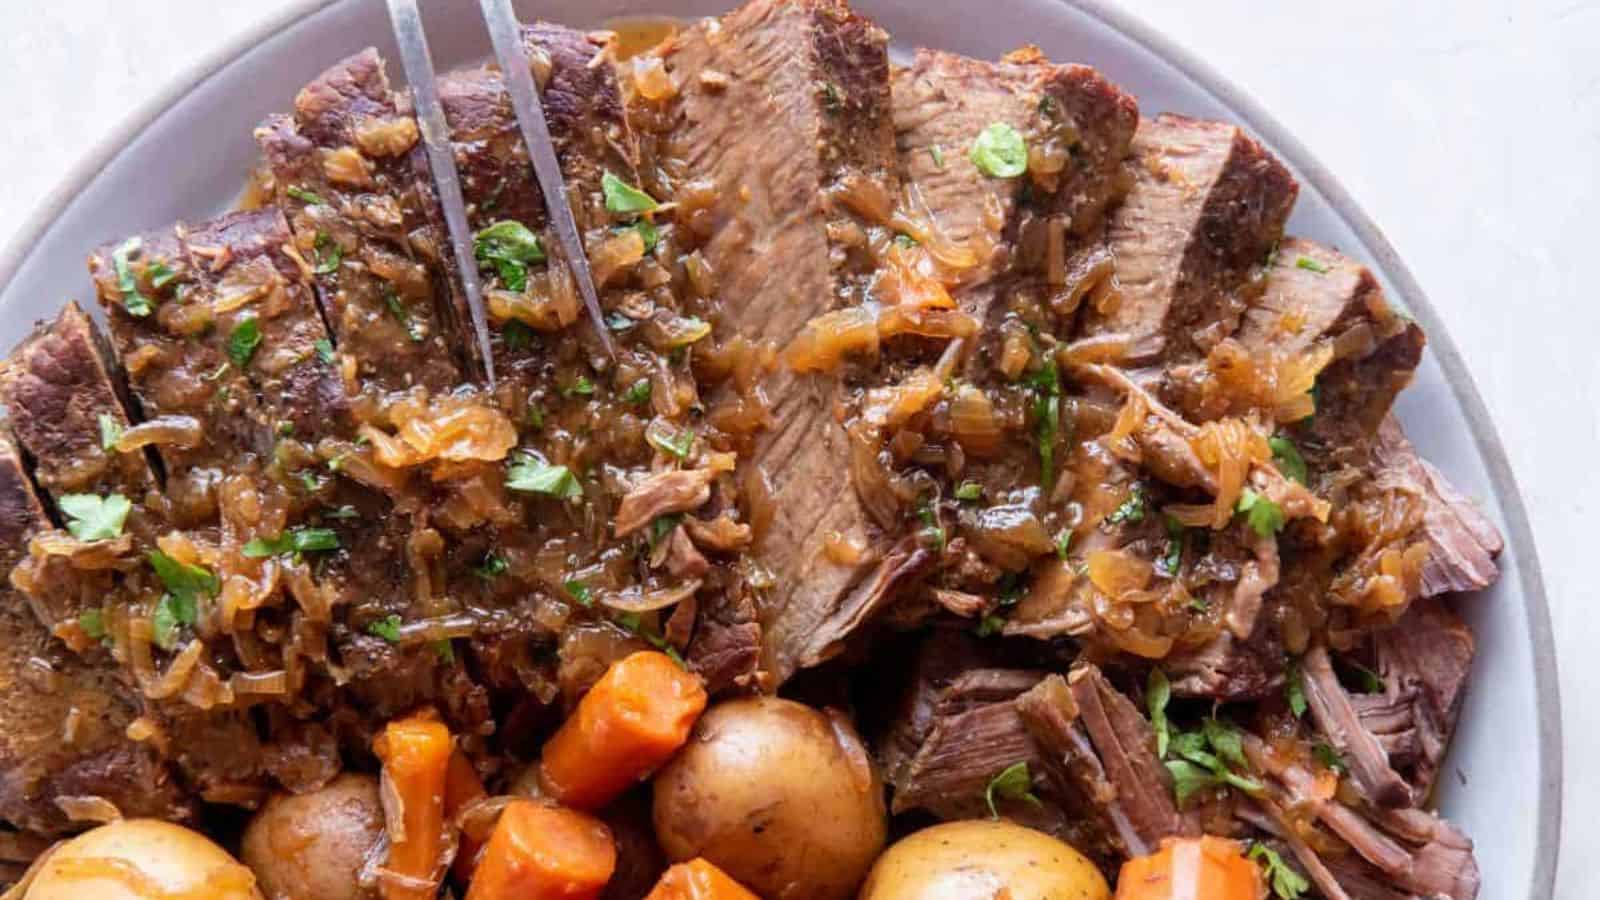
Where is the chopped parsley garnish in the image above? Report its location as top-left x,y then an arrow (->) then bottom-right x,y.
367,614 -> 402,643
563,376 -> 596,397
473,553 -> 508,580
955,481 -> 983,502
1147,668 -> 1172,758
1158,514 -> 1185,576
147,551 -> 218,650
242,527 -> 341,558
383,289 -> 424,343
1030,360 -> 1061,492
147,259 -> 179,290
298,470 -> 325,493
1250,843 -> 1311,899
1165,719 -> 1265,806
1106,484 -> 1147,526
503,320 -> 535,352
983,761 -> 1043,819
624,379 -> 653,406
473,220 -> 546,291
312,231 -> 343,275
601,171 -> 659,215
615,611 -> 686,666
506,455 -> 582,499
975,614 -> 1005,638
1348,661 -> 1386,694
525,401 -> 545,431
98,414 -> 124,452
324,504 -> 359,520
1286,660 -> 1308,718
78,608 -> 106,641
1054,528 -> 1073,560
1313,742 -> 1347,774
625,218 -> 660,253
227,317 -> 262,369
893,233 -> 918,249
648,425 -> 695,460
916,496 -> 946,553
58,493 -> 131,542
1295,255 -> 1331,275
970,122 -> 1028,178
111,238 -> 154,317
1236,488 -> 1285,537
649,514 -> 682,549
928,144 -> 946,169
314,338 -> 336,365
1269,435 -> 1308,485
563,579 -> 593,607
433,640 -> 455,664
286,185 -> 326,205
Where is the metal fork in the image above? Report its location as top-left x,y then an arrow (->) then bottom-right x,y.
384,0 -> 616,387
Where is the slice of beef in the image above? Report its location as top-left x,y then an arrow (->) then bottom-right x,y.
647,0 -> 899,683
1237,237 -> 1424,445
0,433 -> 190,835
87,224 -> 277,524
891,46 -> 1137,303
1081,113 -> 1296,366
1351,596 -> 1475,796
256,48 -> 465,397
1302,643 -> 1413,808
1371,417 -> 1502,596
1161,628 -> 1284,701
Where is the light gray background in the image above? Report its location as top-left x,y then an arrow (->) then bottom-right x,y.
0,0 -> 1591,893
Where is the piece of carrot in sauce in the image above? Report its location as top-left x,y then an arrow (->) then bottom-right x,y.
539,649 -> 708,810
463,799 -> 616,900
1114,836 -> 1265,900
645,858 -> 761,900
373,712 -> 453,900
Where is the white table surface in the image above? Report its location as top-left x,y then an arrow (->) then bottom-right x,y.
0,0 -> 1593,894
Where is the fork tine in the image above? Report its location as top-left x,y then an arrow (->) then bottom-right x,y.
384,0 -> 500,388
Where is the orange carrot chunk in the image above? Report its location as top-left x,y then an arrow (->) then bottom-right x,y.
445,749 -> 489,883
645,858 -> 761,900
539,650 -> 708,810
373,713 -> 453,900
464,799 -> 616,900
1115,836 -> 1265,900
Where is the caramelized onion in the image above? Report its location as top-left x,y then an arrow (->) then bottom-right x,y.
786,306 -> 878,372
53,795 -> 122,824
949,385 -> 1004,458
116,416 -> 204,451
962,504 -> 1055,571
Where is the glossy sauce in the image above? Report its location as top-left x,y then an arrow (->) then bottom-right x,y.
603,16 -> 681,60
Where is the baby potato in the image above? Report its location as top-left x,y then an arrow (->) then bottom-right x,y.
26,818 -> 261,899
240,774 -> 385,900
652,696 -> 886,900
859,819 -> 1109,900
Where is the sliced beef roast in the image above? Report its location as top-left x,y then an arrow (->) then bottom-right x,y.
1372,417 -> 1502,596
646,0 -> 900,683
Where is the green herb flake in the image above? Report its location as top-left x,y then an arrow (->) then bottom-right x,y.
563,376 -> 596,398
432,639 -> 455,664
473,553 -> 509,580
98,414 -> 124,452
649,514 -> 682,549
1286,660 -> 1308,718
1107,484 -> 1147,526
615,611 -> 686,666
915,496 -> 946,554
1030,360 -> 1061,492
602,171 -> 659,215
227,317 -> 263,370
474,220 -> 546,291
984,761 -> 1043,819
1147,668 -> 1172,759
152,592 -> 196,651
1269,435 -> 1308,485
325,505 -> 359,520
506,455 -> 583,499
111,238 -> 155,317
648,425 -> 695,460
1295,255 -> 1331,275
58,493 -> 132,542
242,526 -> 341,559
367,614 -> 402,643
383,289 -> 424,343
624,379 -> 653,406
929,144 -> 946,169
314,338 -> 336,365
312,231 -> 343,275
1313,742 -> 1348,774
286,185 -> 326,206
525,401 -> 545,432
1158,514 -> 1185,576
625,218 -> 660,253
148,550 -> 220,607
147,259 -> 179,290
1165,759 -> 1223,808
563,579 -> 593,607
78,608 -> 107,641
975,614 -> 1005,638
503,320 -> 535,353
1236,488 -> 1286,537
1350,661 -> 1386,694
1250,843 -> 1311,900
1054,528 -> 1073,560
893,233 -> 918,249
970,122 -> 1029,178
954,481 -> 983,502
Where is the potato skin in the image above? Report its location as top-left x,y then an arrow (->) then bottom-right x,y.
26,818 -> 262,899
858,820 -> 1110,900
652,697 -> 887,900
240,774 -> 384,900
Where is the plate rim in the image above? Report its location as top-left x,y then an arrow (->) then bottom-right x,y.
0,0 -> 1561,895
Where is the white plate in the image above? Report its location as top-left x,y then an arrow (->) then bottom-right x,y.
0,0 -> 1560,895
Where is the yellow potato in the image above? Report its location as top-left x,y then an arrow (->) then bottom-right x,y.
240,774 -> 384,900
653,696 -> 887,900
858,819 -> 1109,900
26,818 -> 261,899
